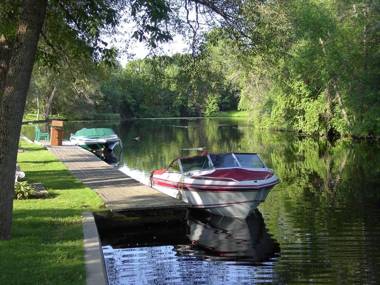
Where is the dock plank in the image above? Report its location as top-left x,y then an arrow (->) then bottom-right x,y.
48,145 -> 187,211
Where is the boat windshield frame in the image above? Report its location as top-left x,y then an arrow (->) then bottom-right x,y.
174,153 -> 266,174
167,158 -> 183,173
232,153 -> 266,169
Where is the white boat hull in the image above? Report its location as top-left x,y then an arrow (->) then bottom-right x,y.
181,187 -> 272,218
70,135 -> 120,148
151,171 -> 278,219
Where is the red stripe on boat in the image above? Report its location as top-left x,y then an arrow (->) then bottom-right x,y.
152,178 -> 178,189
181,181 -> 278,192
152,168 -> 167,175
153,177 -> 278,192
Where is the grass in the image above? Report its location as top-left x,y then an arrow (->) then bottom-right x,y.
23,113 -> 66,122
23,112 -> 120,122
23,113 -> 40,121
0,142 -> 104,285
210,110 -> 249,118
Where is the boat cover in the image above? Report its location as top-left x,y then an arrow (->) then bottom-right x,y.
72,128 -> 116,138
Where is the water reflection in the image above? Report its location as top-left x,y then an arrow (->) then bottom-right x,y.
22,118 -> 380,283
101,119 -> 380,284
177,210 -> 280,264
99,209 -> 280,285
93,144 -> 123,165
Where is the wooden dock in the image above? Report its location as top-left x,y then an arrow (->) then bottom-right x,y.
48,145 -> 188,211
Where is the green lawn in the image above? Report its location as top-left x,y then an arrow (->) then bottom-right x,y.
0,142 -> 104,285
23,112 -> 120,122
210,110 -> 249,118
22,113 -> 66,122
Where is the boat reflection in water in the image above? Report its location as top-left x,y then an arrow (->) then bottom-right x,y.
100,209 -> 280,284
90,143 -> 123,165
177,209 -> 280,264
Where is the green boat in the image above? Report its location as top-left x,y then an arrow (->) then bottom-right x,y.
70,128 -> 121,150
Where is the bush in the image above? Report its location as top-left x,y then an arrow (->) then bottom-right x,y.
204,94 -> 220,116
14,181 -> 36,200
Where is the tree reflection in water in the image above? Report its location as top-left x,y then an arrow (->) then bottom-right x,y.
31,118 -> 380,284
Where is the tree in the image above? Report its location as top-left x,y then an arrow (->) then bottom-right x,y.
100,52 -> 239,118
26,57 -> 109,120
0,0 -> 128,240
213,0 -> 380,137
0,0 -> 243,239
0,0 -> 48,240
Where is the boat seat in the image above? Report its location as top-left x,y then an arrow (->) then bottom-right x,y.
34,126 -> 50,142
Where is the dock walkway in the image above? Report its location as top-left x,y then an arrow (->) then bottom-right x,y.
48,145 -> 187,211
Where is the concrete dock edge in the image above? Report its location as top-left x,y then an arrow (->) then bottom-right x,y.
82,212 -> 108,285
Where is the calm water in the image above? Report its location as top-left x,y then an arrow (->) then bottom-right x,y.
97,209 -> 280,285
24,118 -> 380,284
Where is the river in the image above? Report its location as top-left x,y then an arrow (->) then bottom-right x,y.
24,118 -> 380,284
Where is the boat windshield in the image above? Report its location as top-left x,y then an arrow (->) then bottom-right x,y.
210,154 -> 239,168
235,153 -> 265,168
180,156 -> 212,173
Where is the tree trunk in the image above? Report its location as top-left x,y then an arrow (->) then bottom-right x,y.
0,0 -> 47,240
0,36 -> 12,92
332,81 -> 350,126
44,85 -> 57,120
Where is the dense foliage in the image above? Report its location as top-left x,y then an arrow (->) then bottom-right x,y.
101,54 -> 239,118
24,0 -> 379,137
223,0 -> 380,137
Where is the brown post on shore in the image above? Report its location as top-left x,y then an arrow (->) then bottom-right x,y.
50,120 -> 64,146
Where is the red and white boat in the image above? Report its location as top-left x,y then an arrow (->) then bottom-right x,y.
151,152 -> 279,218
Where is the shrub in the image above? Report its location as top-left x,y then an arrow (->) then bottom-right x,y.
14,181 -> 36,200
205,94 -> 220,116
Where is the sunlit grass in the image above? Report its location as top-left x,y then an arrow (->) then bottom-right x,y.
22,113 -> 66,121
211,111 -> 249,118
23,112 -> 120,122
0,142 -> 103,285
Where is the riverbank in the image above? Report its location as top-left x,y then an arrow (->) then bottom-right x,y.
210,111 -> 249,118
0,142 -> 103,285
22,112 -> 120,124
23,111 -> 248,124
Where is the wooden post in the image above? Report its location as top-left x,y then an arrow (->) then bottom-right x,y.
50,120 -> 64,146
